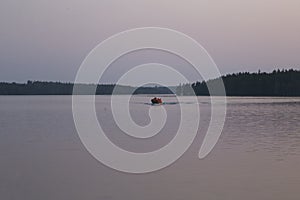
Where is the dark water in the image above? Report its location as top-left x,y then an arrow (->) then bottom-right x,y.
0,96 -> 300,200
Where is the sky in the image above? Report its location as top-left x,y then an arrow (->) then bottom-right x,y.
0,0 -> 300,84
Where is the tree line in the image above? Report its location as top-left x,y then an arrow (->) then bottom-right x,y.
0,81 -> 173,95
177,69 -> 300,96
1,69 -> 299,96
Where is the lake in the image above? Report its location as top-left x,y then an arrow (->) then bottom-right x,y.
0,96 -> 300,200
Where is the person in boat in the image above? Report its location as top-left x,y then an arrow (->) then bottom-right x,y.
151,97 -> 162,104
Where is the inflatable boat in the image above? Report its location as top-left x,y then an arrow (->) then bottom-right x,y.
151,97 -> 163,104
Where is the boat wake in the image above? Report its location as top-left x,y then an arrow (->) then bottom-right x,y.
141,101 -> 199,106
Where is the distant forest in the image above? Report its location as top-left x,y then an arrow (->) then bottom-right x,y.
0,69 -> 299,96
177,69 -> 300,96
0,81 -> 174,95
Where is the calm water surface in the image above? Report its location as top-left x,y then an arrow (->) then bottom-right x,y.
0,96 -> 300,200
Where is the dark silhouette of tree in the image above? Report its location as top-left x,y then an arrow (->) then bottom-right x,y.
0,81 -> 174,95
177,69 -> 300,96
1,69 -> 299,96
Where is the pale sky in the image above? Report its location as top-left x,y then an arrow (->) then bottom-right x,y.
0,0 -> 299,83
